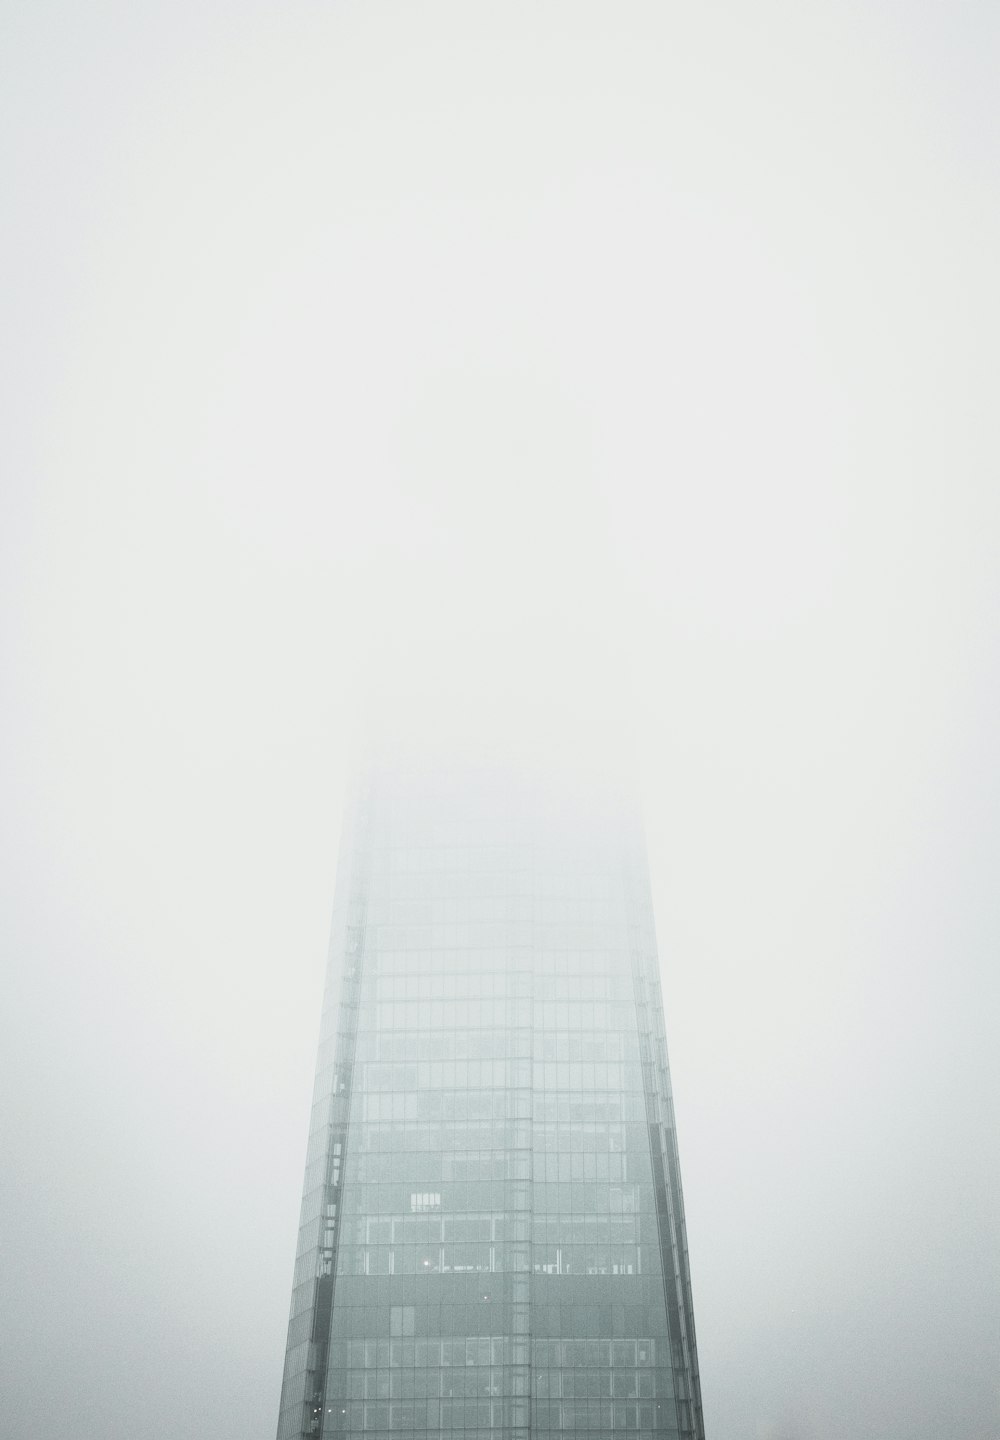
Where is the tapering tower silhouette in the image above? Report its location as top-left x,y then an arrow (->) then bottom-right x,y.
277,768 -> 704,1440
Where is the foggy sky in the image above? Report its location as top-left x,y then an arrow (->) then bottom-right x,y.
2,3 -> 998,1438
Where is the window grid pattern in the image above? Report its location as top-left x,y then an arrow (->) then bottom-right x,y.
277,778 -> 701,1440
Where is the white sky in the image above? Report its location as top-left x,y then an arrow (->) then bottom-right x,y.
2,3 -> 998,1438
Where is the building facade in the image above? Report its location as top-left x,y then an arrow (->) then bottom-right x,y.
277,769 -> 704,1440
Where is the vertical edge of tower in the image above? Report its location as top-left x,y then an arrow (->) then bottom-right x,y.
624,823 -> 705,1440
276,774 -> 376,1440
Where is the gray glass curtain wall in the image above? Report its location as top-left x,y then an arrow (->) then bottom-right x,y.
276,770 -> 704,1440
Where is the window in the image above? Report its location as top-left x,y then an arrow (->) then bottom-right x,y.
389,1305 -> 415,1337
410,1191 -> 442,1212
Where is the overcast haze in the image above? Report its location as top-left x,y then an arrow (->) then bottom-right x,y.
2,3 -> 998,1438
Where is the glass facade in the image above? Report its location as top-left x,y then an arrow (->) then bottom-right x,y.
277,771 -> 704,1440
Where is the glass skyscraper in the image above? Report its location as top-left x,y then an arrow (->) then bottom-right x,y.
276,768 -> 704,1440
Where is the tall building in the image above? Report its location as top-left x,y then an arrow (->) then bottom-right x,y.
276,768 -> 704,1440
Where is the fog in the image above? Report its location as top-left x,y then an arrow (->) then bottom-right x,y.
2,3 -> 998,1437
